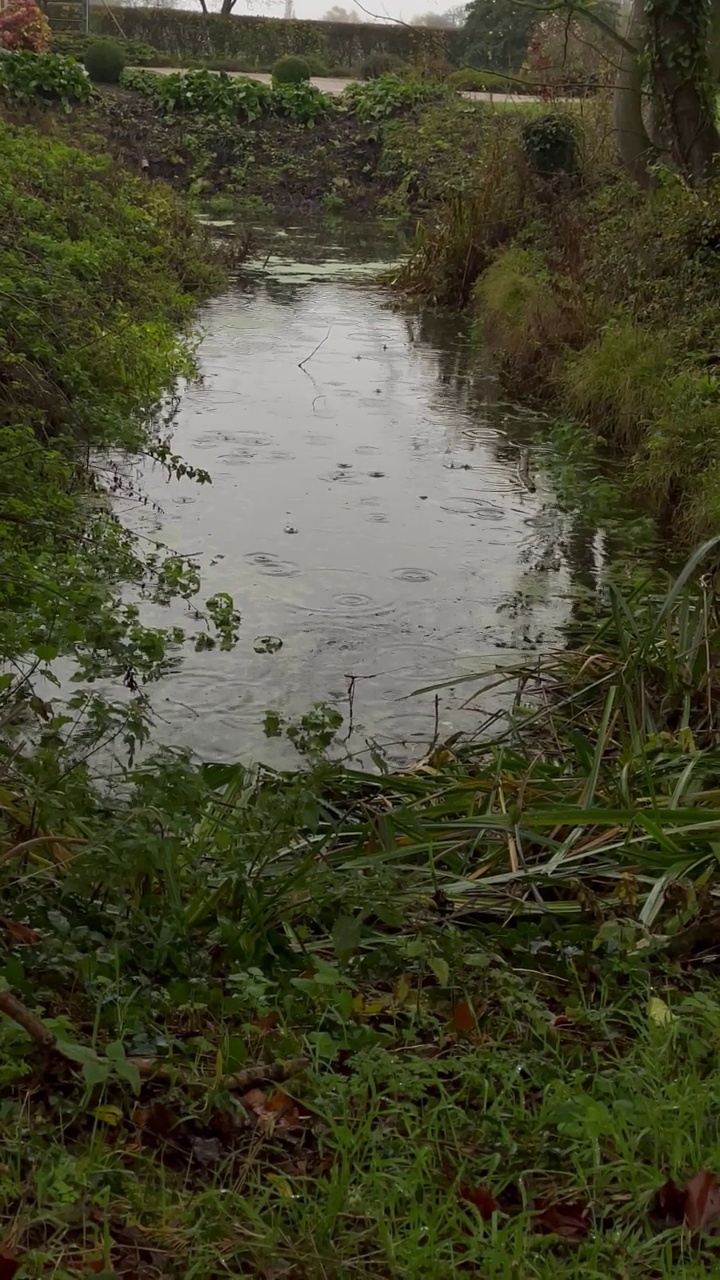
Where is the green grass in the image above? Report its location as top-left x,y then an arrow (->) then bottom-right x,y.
5,545 -> 720,1273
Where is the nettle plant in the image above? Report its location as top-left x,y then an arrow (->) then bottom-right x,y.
0,0 -> 51,53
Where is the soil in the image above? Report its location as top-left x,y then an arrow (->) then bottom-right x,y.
53,87 -> 386,217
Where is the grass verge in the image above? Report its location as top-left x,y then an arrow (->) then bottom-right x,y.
5,545 -> 720,1275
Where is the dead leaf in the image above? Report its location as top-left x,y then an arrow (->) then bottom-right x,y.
651,1171 -> 720,1232
253,1012 -> 279,1033
451,1000 -> 476,1034
460,1184 -> 501,1218
651,1178 -> 687,1229
0,1250 -> 19,1280
685,1170 -> 720,1229
133,1101 -> 177,1141
0,919 -> 39,946
190,1136 -> 223,1167
242,1087 -> 307,1132
533,1196 -> 590,1242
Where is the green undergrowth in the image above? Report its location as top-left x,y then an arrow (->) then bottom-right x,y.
0,67 -> 535,218
0,116 -> 244,740
398,103 -> 720,544
5,541 -> 720,1274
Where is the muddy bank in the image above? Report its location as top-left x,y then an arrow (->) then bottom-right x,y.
6,90 -> 507,219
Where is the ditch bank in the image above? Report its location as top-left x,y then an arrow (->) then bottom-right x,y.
2,82 -> 515,219
399,106 -> 720,546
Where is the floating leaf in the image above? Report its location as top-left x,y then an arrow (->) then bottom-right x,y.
254,635 -> 283,655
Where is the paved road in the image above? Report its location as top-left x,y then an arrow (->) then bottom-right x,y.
141,68 -> 537,105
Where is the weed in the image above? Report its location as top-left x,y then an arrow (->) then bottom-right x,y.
0,50 -> 91,108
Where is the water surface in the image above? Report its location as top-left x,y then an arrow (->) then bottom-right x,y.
133,225 -> 571,763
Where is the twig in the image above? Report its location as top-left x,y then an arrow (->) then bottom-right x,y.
0,990 -> 56,1049
128,1055 -> 310,1091
0,987 -> 308,1091
298,328 -> 331,371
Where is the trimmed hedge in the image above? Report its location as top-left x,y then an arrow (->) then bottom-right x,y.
89,8 -> 458,75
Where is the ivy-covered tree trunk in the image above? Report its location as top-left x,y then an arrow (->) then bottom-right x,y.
646,0 -> 720,185
612,0 -> 657,189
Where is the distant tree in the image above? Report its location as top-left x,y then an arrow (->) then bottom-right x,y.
461,0 -> 535,70
412,8 -> 465,28
323,5 -> 362,21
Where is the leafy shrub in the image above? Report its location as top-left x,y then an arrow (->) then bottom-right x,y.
304,53 -> 328,77
120,68 -> 330,126
360,51 -> 406,80
0,0 -> 51,53
521,112 -> 579,175
343,74 -> 447,123
271,81 -> 331,125
272,54 -> 310,86
0,51 -> 91,107
447,67 -> 525,93
83,39 -> 126,85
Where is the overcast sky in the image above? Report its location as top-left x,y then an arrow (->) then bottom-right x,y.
239,0 -> 455,25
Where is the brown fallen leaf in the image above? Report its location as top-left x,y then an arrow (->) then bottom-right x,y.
533,1196 -> 590,1242
0,919 -> 39,946
451,1000 -> 476,1034
242,1087 -> 309,1132
0,1250 -> 19,1280
685,1170 -> 720,1230
651,1170 -> 720,1232
651,1178 -> 687,1228
460,1184 -> 502,1218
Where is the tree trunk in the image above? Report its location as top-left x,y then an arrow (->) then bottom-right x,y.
612,0 -> 658,189
647,0 -> 720,185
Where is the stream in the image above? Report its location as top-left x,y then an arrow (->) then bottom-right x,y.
132,223 -> 578,765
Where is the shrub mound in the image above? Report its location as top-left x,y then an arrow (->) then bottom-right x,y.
272,54 -> 310,85
83,39 -> 127,85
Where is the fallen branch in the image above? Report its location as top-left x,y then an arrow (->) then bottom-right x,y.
0,989 -> 56,1049
0,986 -> 308,1091
128,1055 -> 310,1091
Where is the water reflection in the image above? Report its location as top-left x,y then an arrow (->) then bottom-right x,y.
130,224 -> 572,765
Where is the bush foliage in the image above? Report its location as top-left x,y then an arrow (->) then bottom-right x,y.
0,0 -> 51,53
271,53 -> 310,84
83,38 -> 126,84
0,51 -> 91,106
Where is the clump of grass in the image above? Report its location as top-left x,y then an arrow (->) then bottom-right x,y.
396,121 -> 531,303
562,320 -> 678,450
476,244 -> 594,389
